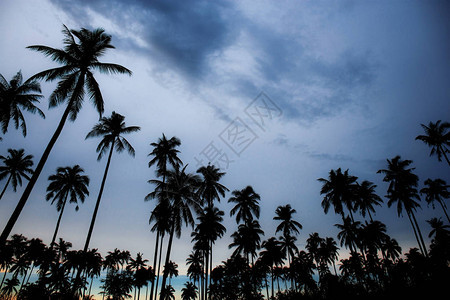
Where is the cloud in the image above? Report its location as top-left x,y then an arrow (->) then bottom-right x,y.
50,0 -> 238,78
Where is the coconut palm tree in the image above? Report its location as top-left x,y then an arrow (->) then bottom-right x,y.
148,199 -> 171,300
0,149 -> 34,200
260,237 -> 285,300
229,220 -> 264,265
426,217 -> 450,240
320,237 -> 339,275
0,70 -> 44,136
228,186 -> 261,225
192,206 -> 226,299
318,168 -> 358,222
274,204 -> 302,267
415,120 -> 450,165
127,252 -> 148,300
196,164 -> 229,208
83,111 -> 140,252
186,250 -> 203,293
354,180 -> 383,222
420,178 -> 450,222
181,281 -> 197,300
377,155 -> 428,256
147,134 -> 182,300
274,204 -> 302,238
335,217 -> 361,256
46,165 -> 89,247
150,166 -> 200,299
1,277 -> 19,300
0,26 -> 131,246
163,261 -> 178,286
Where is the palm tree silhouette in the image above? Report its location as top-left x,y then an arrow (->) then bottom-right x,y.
229,220 -> 264,265
0,70 -> 44,136
196,164 -> 229,208
147,134 -> 182,300
148,199 -> 171,300
0,26 -> 131,246
186,250 -> 202,294
318,168 -> 358,222
335,218 -> 361,256
127,252 -> 148,300
228,186 -> 261,225
274,204 -> 302,267
46,165 -> 89,247
192,205 -> 226,299
152,166 -> 200,299
181,281 -> 197,300
0,149 -> 34,200
354,180 -> 383,222
83,111 -> 140,253
260,237 -> 285,299
163,261 -> 178,286
1,277 -> 19,299
426,217 -> 450,240
415,120 -> 450,165
420,178 -> 450,222
377,155 -> 428,256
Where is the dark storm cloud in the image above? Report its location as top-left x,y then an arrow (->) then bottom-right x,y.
50,0 -> 376,124
50,0 -> 238,78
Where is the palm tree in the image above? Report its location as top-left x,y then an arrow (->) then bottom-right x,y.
163,261 -> 178,286
420,178 -> 450,222
228,186 -> 261,225
150,166 -> 200,299
273,204 -> 302,266
196,164 -> 229,208
1,277 -> 19,300
377,155 -> 428,256
46,165 -> 89,247
0,70 -> 44,136
260,237 -> 285,300
192,206 -> 226,299
181,281 -> 197,300
147,134 -> 182,300
354,180 -> 383,222
148,199 -> 171,300
0,149 -> 34,200
0,26 -> 131,246
83,111 -> 140,252
426,217 -> 450,240
186,251 -> 203,293
415,120 -> 450,165
318,168 -> 358,221
127,252 -> 148,300
320,237 -> 339,275
229,220 -> 264,265
335,217 -> 361,256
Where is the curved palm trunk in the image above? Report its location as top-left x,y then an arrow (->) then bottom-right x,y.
50,194 -> 68,247
204,248 -> 209,300
83,138 -> 115,252
439,145 -> 450,166
406,211 -> 425,255
438,199 -> 450,223
0,174 -> 12,200
150,232 -> 160,300
160,223 -> 175,299
0,97 -> 76,246
410,211 -> 428,256
154,234 -> 165,300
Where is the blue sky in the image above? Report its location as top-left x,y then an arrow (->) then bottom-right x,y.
1,0 -> 449,279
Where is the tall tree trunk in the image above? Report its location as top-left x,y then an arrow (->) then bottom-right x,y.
50,194 -> 68,247
271,267 -> 274,300
438,199 -> 450,223
154,234 -> 165,300
406,211 -> 425,255
0,174 -> 12,200
160,221 -> 175,299
25,263 -> 34,285
439,145 -> 450,166
204,248 -> 209,300
411,211 -> 428,256
88,276 -> 94,298
368,211 -> 374,222
0,265 -> 9,288
150,232 -> 160,300
83,139 -> 115,252
0,95 -> 77,247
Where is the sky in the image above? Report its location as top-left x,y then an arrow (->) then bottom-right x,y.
1,0 -> 450,283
